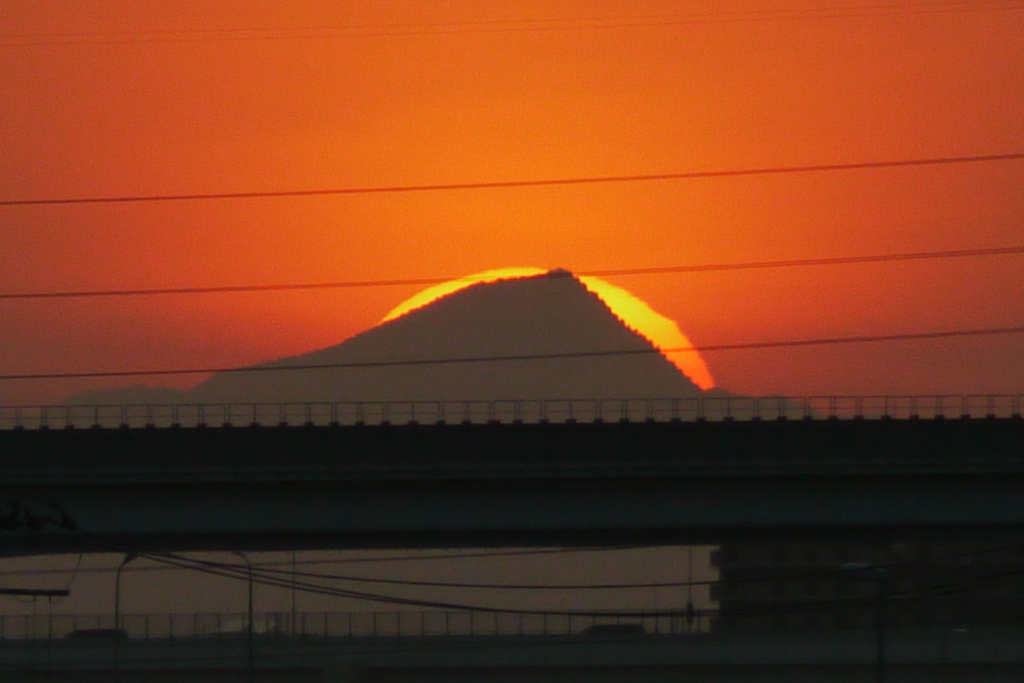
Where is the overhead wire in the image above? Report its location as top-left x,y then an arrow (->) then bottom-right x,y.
0,546 -> 651,578
54,552 -> 83,602
1,152 -> 1021,207
241,565 -> 718,591
2,1 -> 1022,47
26,532 -> 712,617
48,530 -> 1024,608
5,539 -> 1023,592
119,549 -> 659,618
116,543 -> 1024,620
14,563 -> 1024,676
3,324 -> 1023,382
112,549 -> 841,618
185,539 -> 1024,596
11,529 -> 1024,672
15,531 -> 814,617
229,538 -> 1024,591
9,525 -> 1024,671
3,245 -> 1022,301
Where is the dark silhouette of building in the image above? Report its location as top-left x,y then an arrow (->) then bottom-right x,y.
710,539 -> 1024,633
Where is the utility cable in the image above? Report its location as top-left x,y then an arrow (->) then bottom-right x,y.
24,503 -> 1024,605
0,547 -> 643,578
2,153 -> 1021,207
4,245 -> 1022,301
174,540 -> 1024,598
3,324 -> 1023,381
54,552 -> 83,601
5,539 -> 1022,592
130,545 -> 1024,621
3,1 -> 1022,46
23,529 -> 1024,629
12,517 -> 1024,673
55,537 -> 726,618
231,539 -> 1024,591
119,537 -> 1024,613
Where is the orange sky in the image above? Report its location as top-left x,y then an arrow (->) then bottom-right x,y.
2,0 -> 1023,404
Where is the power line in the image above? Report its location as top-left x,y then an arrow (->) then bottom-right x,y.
0,276 -> 450,301
3,1 -> 1021,46
6,539 -> 1020,593
175,540 -> 1024,594
691,325 -> 1024,352
109,549 -> 834,618
0,546 -> 643,578
15,525 -> 1024,670
2,324 -> 1023,382
2,153 -> 1021,207
4,245 -> 1023,301
18,533 -> 1024,669
583,245 -> 1024,277
119,549 -> 651,617
126,542 -> 1024,619
21,529 -> 1024,625
237,538 -> 1024,591
249,564 -> 714,592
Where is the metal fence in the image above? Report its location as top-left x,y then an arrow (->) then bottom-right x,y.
0,395 -> 1021,430
0,609 -> 710,641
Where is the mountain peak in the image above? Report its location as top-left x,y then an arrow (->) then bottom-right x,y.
188,271 -> 703,403
545,267 -> 574,278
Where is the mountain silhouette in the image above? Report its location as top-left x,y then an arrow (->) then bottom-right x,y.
70,270 -> 706,404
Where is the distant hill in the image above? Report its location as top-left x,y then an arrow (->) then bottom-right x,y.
69,270 -> 707,404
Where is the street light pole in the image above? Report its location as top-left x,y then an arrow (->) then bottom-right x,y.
291,549 -> 297,637
840,563 -> 889,683
233,551 -> 254,683
114,553 -> 137,631
875,579 -> 886,683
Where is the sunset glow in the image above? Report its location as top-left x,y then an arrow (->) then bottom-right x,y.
3,1 -> 1024,648
381,268 -> 547,323
1,2 -> 1022,405
382,269 -> 715,390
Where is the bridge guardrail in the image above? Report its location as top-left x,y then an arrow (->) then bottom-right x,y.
0,609 -> 710,641
0,395 -> 1020,430
1,608 -> 1015,643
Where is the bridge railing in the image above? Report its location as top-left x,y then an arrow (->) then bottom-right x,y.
0,395 -> 1021,430
0,609 -> 711,641
3,608 -> 1016,643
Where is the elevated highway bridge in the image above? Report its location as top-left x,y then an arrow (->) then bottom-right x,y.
0,396 -> 1022,556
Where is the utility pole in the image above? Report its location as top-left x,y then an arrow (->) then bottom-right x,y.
233,551 -> 255,683
840,563 -> 889,683
114,553 -> 138,631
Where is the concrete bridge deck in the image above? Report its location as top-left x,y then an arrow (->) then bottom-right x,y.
1,413 -> 1023,555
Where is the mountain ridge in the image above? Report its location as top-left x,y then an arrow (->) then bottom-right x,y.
69,271 -> 707,404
